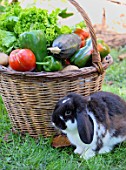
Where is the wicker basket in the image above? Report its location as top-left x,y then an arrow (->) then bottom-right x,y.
0,0 -> 113,138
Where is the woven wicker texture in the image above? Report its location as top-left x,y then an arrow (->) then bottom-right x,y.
0,0 -> 113,137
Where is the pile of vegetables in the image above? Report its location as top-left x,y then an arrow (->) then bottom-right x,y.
0,2 -> 110,72
0,3 -> 74,54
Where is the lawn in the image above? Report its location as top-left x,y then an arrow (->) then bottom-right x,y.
0,48 -> 126,170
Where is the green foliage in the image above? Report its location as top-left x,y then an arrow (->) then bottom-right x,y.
0,3 -> 22,31
0,5 -> 6,13
74,21 -> 87,29
14,7 -> 62,46
58,8 -> 74,18
0,29 -> 17,54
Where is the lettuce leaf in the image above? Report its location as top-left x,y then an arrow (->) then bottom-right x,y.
0,30 -> 17,54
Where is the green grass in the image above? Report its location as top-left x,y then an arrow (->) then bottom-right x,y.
103,48 -> 126,100
0,48 -> 126,170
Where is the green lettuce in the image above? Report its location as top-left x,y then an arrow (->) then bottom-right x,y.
0,30 -> 17,54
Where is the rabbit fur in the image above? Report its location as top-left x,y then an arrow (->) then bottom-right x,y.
52,91 -> 126,160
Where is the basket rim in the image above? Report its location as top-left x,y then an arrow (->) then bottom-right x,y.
0,55 -> 113,78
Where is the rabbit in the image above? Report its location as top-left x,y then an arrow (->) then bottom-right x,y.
52,91 -> 126,160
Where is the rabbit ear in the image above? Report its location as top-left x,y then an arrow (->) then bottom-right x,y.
76,110 -> 94,144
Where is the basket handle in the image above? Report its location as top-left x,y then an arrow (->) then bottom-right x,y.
68,0 -> 104,74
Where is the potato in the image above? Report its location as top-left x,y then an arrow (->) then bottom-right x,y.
62,65 -> 79,72
0,53 -> 9,66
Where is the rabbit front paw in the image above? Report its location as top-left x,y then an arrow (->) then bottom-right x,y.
99,146 -> 112,154
74,147 -> 84,155
80,149 -> 95,160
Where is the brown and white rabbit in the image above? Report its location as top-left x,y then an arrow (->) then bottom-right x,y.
52,91 -> 126,160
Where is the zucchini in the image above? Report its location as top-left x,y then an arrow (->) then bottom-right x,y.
48,33 -> 81,59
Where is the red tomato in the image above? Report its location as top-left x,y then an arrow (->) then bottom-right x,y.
9,49 -> 36,71
74,28 -> 90,39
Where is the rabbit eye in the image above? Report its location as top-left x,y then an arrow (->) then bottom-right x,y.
65,110 -> 72,116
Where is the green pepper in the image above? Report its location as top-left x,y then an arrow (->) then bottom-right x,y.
70,38 -> 93,68
19,30 -> 47,71
97,39 -> 110,59
36,56 -> 63,72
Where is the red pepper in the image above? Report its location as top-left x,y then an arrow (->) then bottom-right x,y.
74,28 -> 90,39
80,40 -> 86,48
74,28 -> 89,48
64,59 -> 71,65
